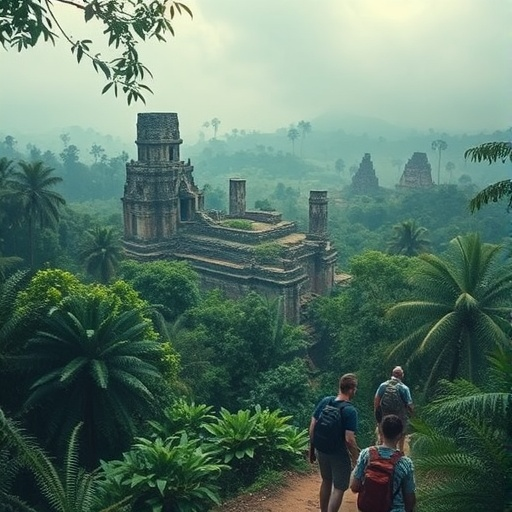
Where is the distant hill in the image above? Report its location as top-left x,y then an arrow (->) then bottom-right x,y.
311,110 -> 420,140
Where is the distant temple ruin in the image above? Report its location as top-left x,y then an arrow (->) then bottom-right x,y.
397,152 -> 434,188
352,153 -> 379,193
122,113 -> 337,323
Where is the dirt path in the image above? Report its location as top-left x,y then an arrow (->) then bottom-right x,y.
216,468 -> 358,512
216,438 -> 411,511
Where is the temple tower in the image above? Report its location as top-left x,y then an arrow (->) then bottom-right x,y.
122,113 -> 200,244
352,153 -> 379,193
308,191 -> 328,238
397,152 -> 433,188
229,179 -> 247,217
122,112 -> 339,324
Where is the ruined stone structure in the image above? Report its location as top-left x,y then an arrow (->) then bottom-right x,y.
352,153 -> 379,193
122,113 -> 337,323
397,152 -> 434,188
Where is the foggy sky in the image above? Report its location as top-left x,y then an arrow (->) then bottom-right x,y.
1,0 -> 511,144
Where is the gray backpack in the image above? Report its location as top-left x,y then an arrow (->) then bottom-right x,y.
380,380 -> 406,416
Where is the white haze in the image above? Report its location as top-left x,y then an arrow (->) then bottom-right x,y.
1,0 -> 511,144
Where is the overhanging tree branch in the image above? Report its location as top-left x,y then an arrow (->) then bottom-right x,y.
464,141 -> 512,212
1,0 -> 192,103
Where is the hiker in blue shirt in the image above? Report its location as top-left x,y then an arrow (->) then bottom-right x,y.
374,366 -> 414,452
309,373 -> 360,512
350,414 -> 416,512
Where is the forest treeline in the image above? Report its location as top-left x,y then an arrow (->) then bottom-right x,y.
0,137 -> 510,511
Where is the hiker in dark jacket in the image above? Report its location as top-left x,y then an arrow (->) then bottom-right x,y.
374,366 -> 413,452
309,373 -> 360,512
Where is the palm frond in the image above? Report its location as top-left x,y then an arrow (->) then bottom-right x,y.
0,408 -> 67,508
469,179 -> 512,212
464,141 -> 512,164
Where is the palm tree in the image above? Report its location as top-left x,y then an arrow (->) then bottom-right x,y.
20,295 -> 164,467
387,233 -> 512,392
7,161 -> 65,267
445,161 -> 455,184
3,136 -> 17,156
287,127 -> 300,156
387,220 -> 431,256
410,346 -> 512,512
79,226 -> 124,284
431,139 -> 447,185
0,157 -> 17,226
211,117 -> 221,139
89,144 -> 105,163
297,120 -> 311,157
0,157 -> 15,187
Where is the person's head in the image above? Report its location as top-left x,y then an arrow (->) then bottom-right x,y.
339,373 -> 358,396
392,366 -> 404,379
381,414 -> 403,440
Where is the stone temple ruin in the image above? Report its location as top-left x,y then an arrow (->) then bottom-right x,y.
397,152 -> 433,188
352,152 -> 379,193
122,113 -> 337,323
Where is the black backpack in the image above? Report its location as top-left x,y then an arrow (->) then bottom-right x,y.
380,379 -> 406,417
313,399 -> 350,454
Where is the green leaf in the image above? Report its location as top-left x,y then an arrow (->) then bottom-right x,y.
84,4 -> 95,22
101,82 -> 114,94
156,478 -> 167,495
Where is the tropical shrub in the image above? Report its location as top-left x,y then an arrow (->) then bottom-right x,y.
411,346 -> 512,512
174,291 -> 308,413
119,260 -> 200,321
147,399 -> 215,440
221,219 -> 253,230
253,242 -> 283,265
203,406 -> 308,493
15,268 -> 82,312
97,434 -> 227,512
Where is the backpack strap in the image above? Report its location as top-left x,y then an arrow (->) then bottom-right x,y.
390,450 -> 403,464
328,399 -> 349,413
387,379 -> 407,405
368,446 -> 379,461
368,446 -> 402,465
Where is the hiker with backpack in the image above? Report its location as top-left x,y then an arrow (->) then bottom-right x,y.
350,414 -> 416,512
374,366 -> 413,453
308,373 -> 361,512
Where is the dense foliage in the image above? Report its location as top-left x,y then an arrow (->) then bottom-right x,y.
388,233 -> 512,393
1,128 -> 512,508
411,346 -> 512,512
